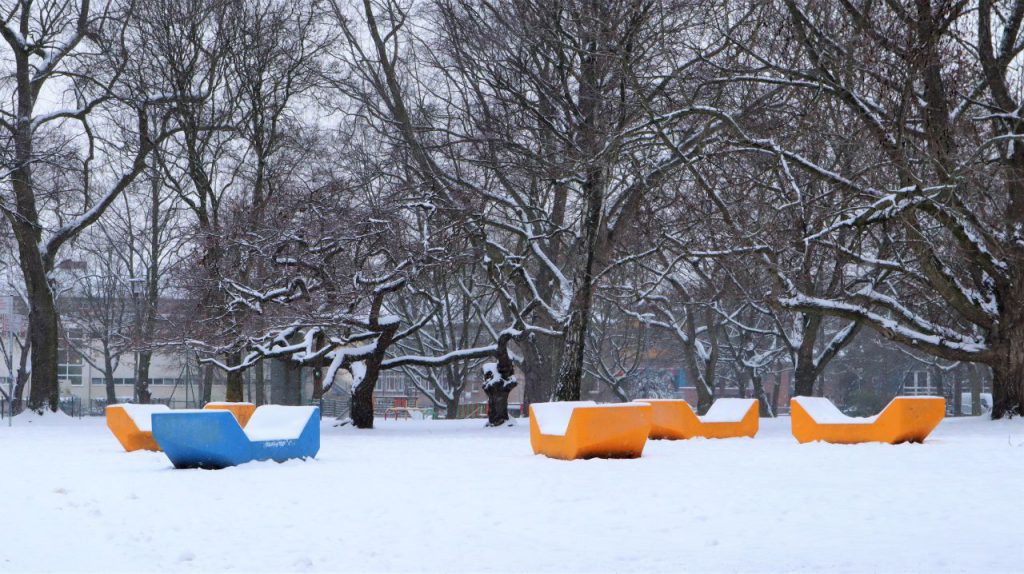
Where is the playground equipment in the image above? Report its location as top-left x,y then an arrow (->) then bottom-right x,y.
107,402 -> 261,452
790,396 -> 946,444
152,405 -> 320,469
529,401 -> 652,460
635,398 -> 759,439
105,404 -> 171,452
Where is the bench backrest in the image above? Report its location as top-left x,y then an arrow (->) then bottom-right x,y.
243,405 -> 319,441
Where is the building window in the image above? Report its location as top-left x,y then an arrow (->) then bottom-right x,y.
905,371 -> 935,395
57,331 -> 83,386
91,377 -> 137,386
378,371 -> 407,394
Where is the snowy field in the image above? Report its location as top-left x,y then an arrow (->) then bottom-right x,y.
2,414 -> 1023,573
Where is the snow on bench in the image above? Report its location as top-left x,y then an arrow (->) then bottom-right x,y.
532,401 -> 595,436
243,406 -> 320,441
700,398 -> 756,423
108,404 -> 170,432
792,397 -> 877,424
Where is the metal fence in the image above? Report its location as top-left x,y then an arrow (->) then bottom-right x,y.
0,396 -> 84,419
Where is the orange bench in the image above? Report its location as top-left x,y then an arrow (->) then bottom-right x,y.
106,402 -> 258,452
635,398 -> 759,439
529,401 -> 652,460
106,404 -> 171,452
203,402 -> 257,427
791,396 -> 945,444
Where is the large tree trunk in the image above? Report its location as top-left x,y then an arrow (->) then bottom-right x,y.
483,357 -> 517,426
25,279 -> 59,413
522,334 -> 559,409
792,360 -> 817,397
135,351 -> 153,404
990,342 -> 1024,419
225,351 -> 244,402
485,383 -> 513,426
350,362 -> 380,429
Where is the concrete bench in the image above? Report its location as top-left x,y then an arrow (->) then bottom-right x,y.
790,396 -> 945,444
529,401 -> 652,460
635,398 -> 759,440
152,405 -> 320,469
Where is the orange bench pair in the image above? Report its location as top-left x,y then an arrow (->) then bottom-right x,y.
106,402 -> 257,452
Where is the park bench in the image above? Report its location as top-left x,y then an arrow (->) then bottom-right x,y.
529,401 -> 652,460
790,396 -> 946,444
635,398 -> 759,440
152,405 -> 320,469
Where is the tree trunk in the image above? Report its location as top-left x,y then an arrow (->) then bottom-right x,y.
202,364 -> 214,404
792,360 -> 817,397
225,351 -> 244,402
483,358 -> 517,427
254,360 -> 265,406
953,378 -> 962,417
444,396 -> 459,419
485,383 -> 513,426
554,296 -> 592,402
25,282 -> 59,413
522,334 -> 559,409
104,352 -> 117,405
135,351 -> 153,404
752,372 -> 773,417
311,331 -> 325,401
970,364 -> 982,416
350,363 -> 380,429
990,351 -> 1023,419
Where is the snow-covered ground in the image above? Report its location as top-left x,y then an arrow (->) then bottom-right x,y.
2,413 -> 1023,573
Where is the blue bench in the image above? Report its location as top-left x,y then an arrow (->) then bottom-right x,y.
152,406 -> 320,469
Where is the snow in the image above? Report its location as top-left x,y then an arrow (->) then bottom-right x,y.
793,397 -> 877,424
2,415 -> 1024,572
700,398 -> 756,423
107,403 -> 171,432
531,401 -> 595,435
243,406 -> 318,441
204,401 -> 255,407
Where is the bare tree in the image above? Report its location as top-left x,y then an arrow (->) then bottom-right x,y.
0,0 -> 183,412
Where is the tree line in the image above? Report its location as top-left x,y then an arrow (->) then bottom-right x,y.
0,0 -> 1018,427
